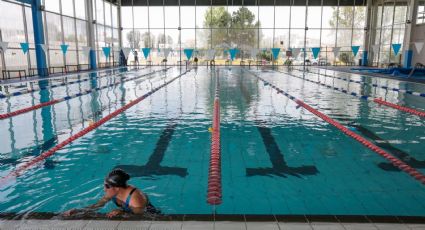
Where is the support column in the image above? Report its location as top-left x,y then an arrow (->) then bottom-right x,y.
32,0 -> 48,76
117,0 -> 122,49
363,0 -> 374,66
87,0 -> 97,70
403,0 -> 419,68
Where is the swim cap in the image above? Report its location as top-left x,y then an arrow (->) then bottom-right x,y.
105,168 -> 130,188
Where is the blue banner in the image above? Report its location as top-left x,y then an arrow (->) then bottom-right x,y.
271,48 -> 280,60
311,47 -> 321,59
102,47 -> 111,58
142,48 -> 151,59
392,43 -> 402,55
351,46 -> 360,56
20,43 -> 29,54
229,48 -> 239,60
184,48 -> 194,60
60,44 -> 69,54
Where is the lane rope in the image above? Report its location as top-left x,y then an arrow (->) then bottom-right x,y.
207,69 -> 222,205
276,69 -> 425,118
244,69 -> 425,186
292,67 -> 425,98
0,68 -> 171,120
0,67 -> 147,99
0,68 -> 192,184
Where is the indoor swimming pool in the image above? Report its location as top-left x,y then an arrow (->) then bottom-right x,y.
0,66 -> 424,218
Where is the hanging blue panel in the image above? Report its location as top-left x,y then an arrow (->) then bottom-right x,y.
229,48 -> 239,60
184,48 -> 194,60
102,47 -> 111,58
271,48 -> 280,60
20,43 -> 29,54
391,43 -> 402,55
60,44 -> 69,54
142,48 -> 151,59
351,46 -> 360,56
311,47 -> 321,59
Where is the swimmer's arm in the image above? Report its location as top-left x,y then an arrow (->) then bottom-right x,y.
82,196 -> 111,212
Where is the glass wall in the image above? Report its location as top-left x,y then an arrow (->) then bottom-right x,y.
121,1 -> 369,65
0,1 -> 32,75
42,0 -> 119,70
93,0 -> 120,66
372,0 -> 408,66
418,1 -> 425,24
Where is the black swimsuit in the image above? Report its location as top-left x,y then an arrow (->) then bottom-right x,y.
112,188 -> 160,214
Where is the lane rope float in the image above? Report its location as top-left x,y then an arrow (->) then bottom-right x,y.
0,69 -> 192,185
207,69 -> 222,205
0,67 -> 171,120
0,67 -> 147,99
292,67 -> 425,98
244,69 -> 425,186
277,69 -> 425,118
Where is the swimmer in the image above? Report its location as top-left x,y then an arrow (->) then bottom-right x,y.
63,168 -> 160,218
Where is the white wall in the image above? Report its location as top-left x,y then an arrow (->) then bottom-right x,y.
412,24 -> 425,65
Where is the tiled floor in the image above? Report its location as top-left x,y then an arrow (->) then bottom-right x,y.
1,220 -> 424,230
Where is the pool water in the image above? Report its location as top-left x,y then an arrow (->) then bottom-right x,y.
0,66 -> 424,216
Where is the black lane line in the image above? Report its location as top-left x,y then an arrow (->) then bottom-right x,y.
349,124 -> 425,171
238,73 -> 319,177
114,120 -> 188,178
0,136 -> 58,169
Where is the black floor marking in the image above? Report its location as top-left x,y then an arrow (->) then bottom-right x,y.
350,124 -> 425,171
114,121 -> 188,178
0,136 -> 57,169
246,120 -> 319,177
238,74 -> 318,177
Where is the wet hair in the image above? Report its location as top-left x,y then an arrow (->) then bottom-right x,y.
105,169 -> 130,188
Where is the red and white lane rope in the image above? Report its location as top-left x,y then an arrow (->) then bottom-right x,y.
277,70 -> 425,119
0,69 -> 191,185
0,68 -> 171,120
207,69 -> 222,205
245,69 -> 425,186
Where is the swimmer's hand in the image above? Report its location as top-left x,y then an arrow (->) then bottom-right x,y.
62,208 -> 94,217
62,208 -> 78,217
106,209 -> 124,218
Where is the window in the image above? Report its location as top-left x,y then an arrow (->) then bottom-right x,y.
75,0 -> 86,19
121,7 -> 133,28
275,6 -> 290,28
62,0 -> 75,17
44,0 -> 60,13
417,1 -> 425,24
291,7 -> 306,29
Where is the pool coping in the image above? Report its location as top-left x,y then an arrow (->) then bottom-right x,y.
0,213 -> 424,224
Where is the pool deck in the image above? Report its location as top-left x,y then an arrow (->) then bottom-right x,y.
315,66 -> 425,84
1,220 -> 424,230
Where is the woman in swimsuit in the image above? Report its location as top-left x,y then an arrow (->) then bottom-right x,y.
63,169 -> 159,218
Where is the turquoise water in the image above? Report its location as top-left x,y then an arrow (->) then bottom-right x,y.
0,66 -> 424,216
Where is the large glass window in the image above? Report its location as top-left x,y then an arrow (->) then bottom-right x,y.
75,0 -> 86,19
181,7 -> 196,28
418,1 -> 425,24
275,6 -> 290,28
44,0 -> 60,13
307,6 -> 322,29
62,0 -> 75,17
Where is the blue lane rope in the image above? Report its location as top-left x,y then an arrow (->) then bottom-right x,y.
0,67 -> 147,99
0,67 -> 172,120
292,67 -> 425,98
